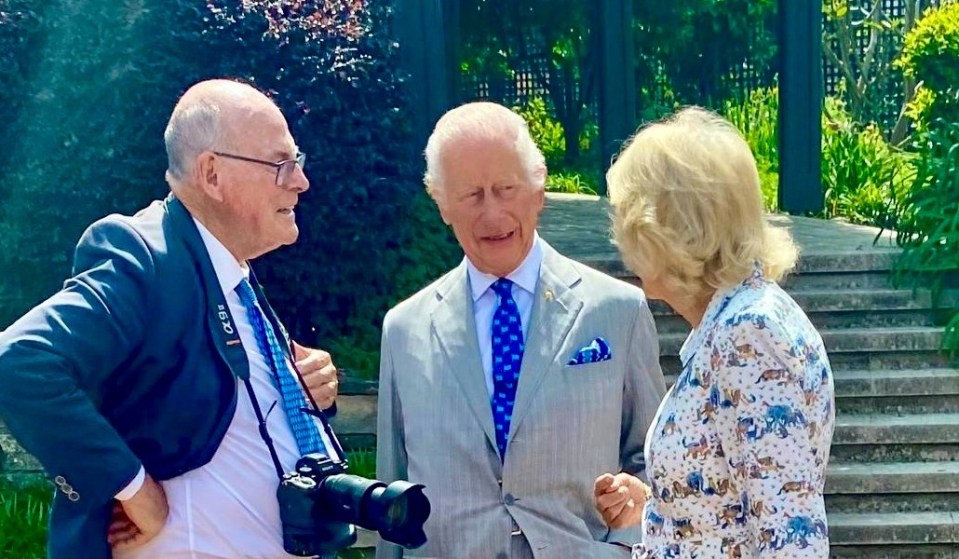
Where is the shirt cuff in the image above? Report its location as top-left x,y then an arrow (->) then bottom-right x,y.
114,466 -> 146,501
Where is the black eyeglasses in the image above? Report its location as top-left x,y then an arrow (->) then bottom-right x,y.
213,151 -> 306,186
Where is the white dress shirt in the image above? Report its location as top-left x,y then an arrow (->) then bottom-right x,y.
466,233 -> 544,397
116,219 -> 318,559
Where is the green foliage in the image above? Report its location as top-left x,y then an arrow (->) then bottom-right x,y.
512,96 -> 567,168
546,172 -> 598,196
460,0 -> 594,163
894,120 -> 959,351
344,448 -> 377,479
895,1 -> 959,132
511,96 -> 600,196
0,1 -> 460,350
634,0 -> 779,108
722,86 -> 779,210
821,98 -> 917,229
0,478 -> 51,558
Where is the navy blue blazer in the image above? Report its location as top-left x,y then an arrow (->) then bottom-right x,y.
0,196 -> 289,558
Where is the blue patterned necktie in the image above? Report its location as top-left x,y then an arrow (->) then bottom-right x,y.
490,278 -> 525,461
235,278 -> 326,457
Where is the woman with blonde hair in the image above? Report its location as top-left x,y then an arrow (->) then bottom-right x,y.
605,107 -> 835,558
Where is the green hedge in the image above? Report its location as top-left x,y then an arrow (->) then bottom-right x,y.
0,1 -> 460,366
895,1 -> 959,133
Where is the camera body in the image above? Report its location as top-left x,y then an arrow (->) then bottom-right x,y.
278,454 -> 430,557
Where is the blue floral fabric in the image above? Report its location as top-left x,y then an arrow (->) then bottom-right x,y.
637,268 -> 835,558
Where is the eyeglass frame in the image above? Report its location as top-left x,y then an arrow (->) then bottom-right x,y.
212,151 -> 306,186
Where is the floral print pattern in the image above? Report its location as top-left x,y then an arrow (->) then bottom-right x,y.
636,268 -> 835,558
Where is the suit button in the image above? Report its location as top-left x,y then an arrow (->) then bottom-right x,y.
60,483 -> 74,493
66,491 -> 80,502
54,476 -> 66,486
504,493 -> 516,506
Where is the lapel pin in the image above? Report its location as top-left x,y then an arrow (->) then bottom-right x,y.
544,289 -> 555,302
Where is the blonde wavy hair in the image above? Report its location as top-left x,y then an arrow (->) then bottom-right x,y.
607,106 -> 797,305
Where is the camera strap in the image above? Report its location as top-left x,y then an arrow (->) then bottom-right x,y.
207,270 -> 287,480
206,267 -> 347,482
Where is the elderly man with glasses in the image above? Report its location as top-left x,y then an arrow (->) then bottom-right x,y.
0,79 -> 341,559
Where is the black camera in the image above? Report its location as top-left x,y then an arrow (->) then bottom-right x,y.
277,453 -> 431,556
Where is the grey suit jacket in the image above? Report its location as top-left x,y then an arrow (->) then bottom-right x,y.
376,240 -> 667,559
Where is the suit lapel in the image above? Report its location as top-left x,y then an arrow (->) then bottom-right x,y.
166,195 -> 251,381
430,262 -> 499,451
509,241 -> 583,437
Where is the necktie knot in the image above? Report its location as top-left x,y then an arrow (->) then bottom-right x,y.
491,278 -> 514,299
235,277 -> 257,306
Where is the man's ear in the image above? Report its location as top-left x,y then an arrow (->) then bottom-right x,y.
194,151 -> 225,202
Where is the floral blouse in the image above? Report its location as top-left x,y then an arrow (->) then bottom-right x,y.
636,269 -> 835,559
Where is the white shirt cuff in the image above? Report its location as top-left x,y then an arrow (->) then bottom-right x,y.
114,466 -> 146,501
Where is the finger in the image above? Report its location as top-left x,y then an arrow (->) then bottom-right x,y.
295,348 -> 331,370
112,531 -> 148,551
608,499 -> 638,529
596,491 -> 627,512
594,473 -> 615,496
292,341 -> 310,361
603,493 -> 630,520
107,522 -> 140,545
303,365 -> 337,390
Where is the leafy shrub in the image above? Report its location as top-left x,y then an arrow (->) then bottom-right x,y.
0,1 -> 460,356
546,172 -> 599,196
894,120 -> 959,351
634,0 -> 778,108
511,95 -> 600,196
513,96 -> 567,168
895,1 -> 959,132
722,86 -> 779,210
821,98 -> 916,230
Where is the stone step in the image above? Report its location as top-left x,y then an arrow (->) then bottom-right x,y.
828,511 -> 959,546
652,289 -> 937,334
659,350 -> 951,376
834,413 -> 959,445
829,544 -> 959,559
827,462 -> 959,494
830,413 -> 959,463
834,368 -> 959,414
826,462 -> 959,514
827,492 -> 959,514
782,270 -> 895,291
658,326 -> 943,357
655,308 -> 936,334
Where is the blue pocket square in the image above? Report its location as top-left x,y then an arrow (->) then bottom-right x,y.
567,337 -> 612,365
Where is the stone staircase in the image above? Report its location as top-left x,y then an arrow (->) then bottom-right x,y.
634,250 -> 959,559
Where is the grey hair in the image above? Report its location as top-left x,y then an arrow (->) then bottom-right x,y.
163,99 -> 226,182
423,102 -> 546,201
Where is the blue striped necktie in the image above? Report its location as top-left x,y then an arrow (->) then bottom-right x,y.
235,278 -> 327,457
490,278 -> 524,461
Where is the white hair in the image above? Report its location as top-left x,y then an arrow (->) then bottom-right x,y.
423,102 -> 546,201
163,99 -> 225,182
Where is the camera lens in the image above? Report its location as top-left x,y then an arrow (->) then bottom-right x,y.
319,474 -> 430,547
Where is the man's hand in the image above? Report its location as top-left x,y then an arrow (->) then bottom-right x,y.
293,342 -> 338,410
108,473 -> 168,551
594,472 -> 648,530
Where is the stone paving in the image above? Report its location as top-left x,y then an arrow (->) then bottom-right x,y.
538,192 -> 900,269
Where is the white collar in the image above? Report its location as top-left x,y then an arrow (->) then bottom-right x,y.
467,232 -> 543,301
193,218 -> 249,295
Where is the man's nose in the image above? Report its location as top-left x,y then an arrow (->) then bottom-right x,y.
287,165 -> 309,193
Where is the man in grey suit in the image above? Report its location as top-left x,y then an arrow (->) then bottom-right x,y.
376,101 -> 667,559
